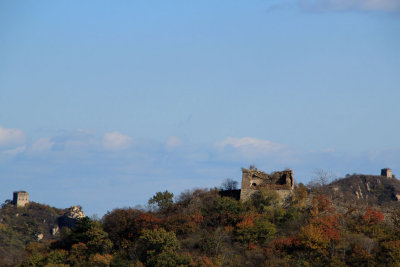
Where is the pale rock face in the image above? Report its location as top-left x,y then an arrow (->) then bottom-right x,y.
51,226 -> 59,236
366,183 -> 371,192
36,233 -> 44,241
58,206 -> 86,228
354,185 -> 363,199
64,206 -> 86,219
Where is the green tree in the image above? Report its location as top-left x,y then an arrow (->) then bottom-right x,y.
234,214 -> 276,245
62,217 -> 112,255
138,228 -> 190,267
103,208 -> 144,249
67,242 -> 89,266
44,249 -> 68,265
214,197 -> 244,226
148,191 -> 174,211
293,183 -> 308,208
250,188 -> 280,212
21,242 -> 49,267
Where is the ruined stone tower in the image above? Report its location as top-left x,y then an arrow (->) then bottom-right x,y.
13,191 -> 29,207
381,168 -> 392,178
240,168 -> 294,202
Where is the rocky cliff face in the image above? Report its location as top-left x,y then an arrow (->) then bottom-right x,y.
57,205 -> 86,228
64,205 -> 86,219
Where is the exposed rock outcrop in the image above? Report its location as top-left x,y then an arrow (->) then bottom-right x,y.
51,226 -> 59,236
36,233 -> 43,241
64,206 -> 85,219
57,206 -> 86,228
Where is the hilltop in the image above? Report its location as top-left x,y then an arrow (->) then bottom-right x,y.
0,201 -> 85,266
3,169 -> 400,266
319,173 -> 400,210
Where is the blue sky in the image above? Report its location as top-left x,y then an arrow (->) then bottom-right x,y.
1,0 -> 399,216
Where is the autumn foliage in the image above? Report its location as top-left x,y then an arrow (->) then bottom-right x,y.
14,185 -> 400,267
362,206 -> 384,225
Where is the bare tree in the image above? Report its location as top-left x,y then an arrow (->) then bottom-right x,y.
221,178 -> 239,191
308,169 -> 336,188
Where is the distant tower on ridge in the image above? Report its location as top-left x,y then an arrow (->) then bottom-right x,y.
13,191 -> 30,207
381,168 -> 392,178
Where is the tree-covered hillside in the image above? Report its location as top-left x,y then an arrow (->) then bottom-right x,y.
3,174 -> 400,266
0,202 -> 65,266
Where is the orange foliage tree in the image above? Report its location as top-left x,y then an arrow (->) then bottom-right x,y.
362,206 -> 384,225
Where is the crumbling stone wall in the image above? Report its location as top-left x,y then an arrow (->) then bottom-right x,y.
240,168 -> 294,202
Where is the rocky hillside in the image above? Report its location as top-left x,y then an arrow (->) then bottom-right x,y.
322,174 -> 400,209
0,201 -> 85,266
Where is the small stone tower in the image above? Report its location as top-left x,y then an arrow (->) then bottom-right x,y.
381,168 -> 392,178
13,191 -> 29,207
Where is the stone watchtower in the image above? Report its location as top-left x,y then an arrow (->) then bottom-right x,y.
13,191 -> 29,207
381,168 -> 392,178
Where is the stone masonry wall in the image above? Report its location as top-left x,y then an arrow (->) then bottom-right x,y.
240,168 -> 294,202
13,191 -> 30,207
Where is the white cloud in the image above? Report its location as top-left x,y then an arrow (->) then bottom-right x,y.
215,137 -> 284,156
30,138 -> 55,153
299,0 -> 400,12
0,126 -> 26,148
102,131 -> 133,150
165,136 -> 184,151
4,145 -> 26,156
